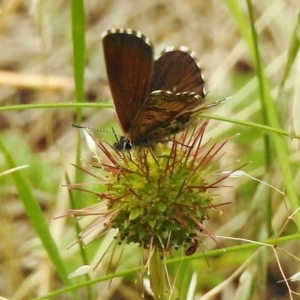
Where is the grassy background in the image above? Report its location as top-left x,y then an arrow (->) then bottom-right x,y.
0,0 -> 300,299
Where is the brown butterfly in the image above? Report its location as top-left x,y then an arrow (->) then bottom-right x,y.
102,29 -> 223,151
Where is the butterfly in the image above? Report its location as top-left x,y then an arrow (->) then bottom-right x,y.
102,28 -> 222,151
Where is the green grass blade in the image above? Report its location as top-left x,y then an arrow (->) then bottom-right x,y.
246,0 -> 300,230
0,140 -> 71,289
278,11 -> 300,94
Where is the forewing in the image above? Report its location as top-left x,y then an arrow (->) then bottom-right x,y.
129,91 -> 205,143
148,47 -> 205,96
102,29 -> 153,133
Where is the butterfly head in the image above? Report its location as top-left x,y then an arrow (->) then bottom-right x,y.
114,136 -> 133,152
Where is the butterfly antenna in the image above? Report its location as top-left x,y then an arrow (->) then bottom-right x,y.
72,123 -> 123,138
110,127 -> 122,142
205,96 -> 230,109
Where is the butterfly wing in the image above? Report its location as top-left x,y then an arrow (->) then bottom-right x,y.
128,91 -> 206,144
148,47 -> 206,96
102,29 -> 153,134
129,48 -> 206,144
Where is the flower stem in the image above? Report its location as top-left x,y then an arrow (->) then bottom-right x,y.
149,248 -> 178,300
